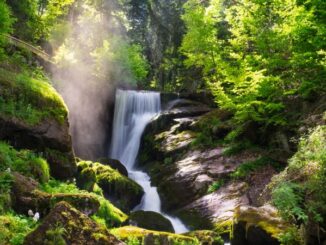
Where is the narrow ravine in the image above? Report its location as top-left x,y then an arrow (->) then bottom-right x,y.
109,89 -> 189,233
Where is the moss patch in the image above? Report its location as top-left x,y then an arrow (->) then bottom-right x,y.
110,226 -> 199,244
0,212 -> 36,245
24,201 -> 123,245
0,67 -> 68,126
77,161 -> 143,212
41,179 -> 128,227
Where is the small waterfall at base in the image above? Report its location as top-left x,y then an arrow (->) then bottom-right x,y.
110,89 -> 189,234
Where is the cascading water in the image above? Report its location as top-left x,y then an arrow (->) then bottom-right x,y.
110,89 -> 189,233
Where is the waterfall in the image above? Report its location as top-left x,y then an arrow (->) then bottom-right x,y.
110,89 -> 189,233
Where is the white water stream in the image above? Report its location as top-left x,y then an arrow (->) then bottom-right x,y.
110,89 -> 189,233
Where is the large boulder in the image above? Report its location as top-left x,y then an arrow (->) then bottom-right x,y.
23,202 -> 124,245
77,161 -> 144,212
11,172 -> 100,217
177,182 -> 249,231
0,69 -> 76,180
0,117 -> 76,179
231,205 -> 289,245
127,210 -> 174,233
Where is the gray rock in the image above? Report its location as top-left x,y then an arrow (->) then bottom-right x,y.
127,210 -> 174,233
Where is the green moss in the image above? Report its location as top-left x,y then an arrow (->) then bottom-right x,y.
214,219 -> 234,238
110,226 -> 199,245
233,206 -> 291,241
77,160 -> 143,212
0,67 -> 68,126
0,141 -> 50,183
0,212 -> 37,245
40,179 -> 128,227
185,230 -> 224,245
44,225 -> 66,245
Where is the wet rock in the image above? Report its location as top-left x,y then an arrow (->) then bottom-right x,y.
77,161 -> 144,212
0,117 -> 76,179
231,205 -> 288,245
23,201 -> 124,245
11,172 -> 100,217
156,149 -> 248,211
127,210 -> 174,233
177,182 -> 249,230
97,158 -> 128,177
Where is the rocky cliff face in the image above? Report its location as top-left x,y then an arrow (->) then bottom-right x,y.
138,97 -> 290,244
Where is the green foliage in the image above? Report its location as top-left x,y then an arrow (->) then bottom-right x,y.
0,67 -> 68,125
222,141 -> 255,157
207,179 -> 224,194
272,182 -> 308,223
278,227 -> 304,245
0,171 -> 13,213
6,0 -> 74,43
91,39 -> 149,85
191,109 -> 233,149
0,141 -> 50,183
271,126 -> 326,239
180,0 -> 326,142
231,157 -> 278,179
0,0 -> 14,44
0,212 -> 36,245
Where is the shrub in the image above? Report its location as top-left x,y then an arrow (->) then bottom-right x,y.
271,126 -> 326,242
207,179 -> 224,194
0,141 -> 50,183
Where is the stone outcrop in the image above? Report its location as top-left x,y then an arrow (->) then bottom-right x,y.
177,182 -> 249,230
231,205 -> 289,245
127,210 -> 174,233
0,114 -> 76,179
24,202 -> 124,245
11,172 -> 100,217
137,98 -> 285,244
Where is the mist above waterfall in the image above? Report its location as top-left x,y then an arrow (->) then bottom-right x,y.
50,1 -> 147,159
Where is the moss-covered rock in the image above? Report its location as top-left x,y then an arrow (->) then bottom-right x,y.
11,172 -> 100,217
231,205 -> 289,245
97,158 -> 128,177
185,230 -> 224,245
110,226 -> 199,245
127,210 -> 174,233
23,201 -> 124,245
0,68 -> 76,180
76,166 -> 97,191
77,161 -> 144,212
